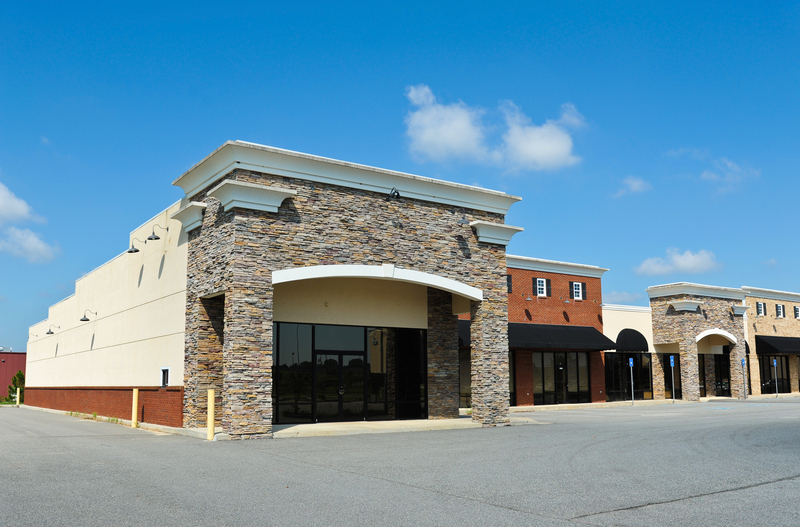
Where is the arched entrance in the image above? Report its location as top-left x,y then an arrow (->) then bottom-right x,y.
271,265 -> 481,424
696,329 -> 738,397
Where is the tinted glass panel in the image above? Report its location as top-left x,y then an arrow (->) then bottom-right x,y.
533,353 -> 543,394
315,354 -> 340,421
315,325 -> 365,352
567,353 -> 578,393
578,352 -> 589,392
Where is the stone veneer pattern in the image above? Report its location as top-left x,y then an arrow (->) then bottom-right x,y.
185,169 -> 511,438
650,294 -> 746,401
426,288 -> 460,419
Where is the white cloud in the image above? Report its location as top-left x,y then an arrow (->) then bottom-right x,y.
404,85 -> 583,171
41,136 -> 51,146
762,258 -> 778,267
614,176 -> 651,197
604,291 -> 643,303
500,102 -> 581,171
0,227 -> 59,263
669,149 -> 759,192
404,85 -> 489,162
0,182 -> 37,225
635,248 -> 720,276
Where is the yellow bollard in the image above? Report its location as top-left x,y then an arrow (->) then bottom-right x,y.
16,387 -> 20,407
131,388 -> 139,428
207,389 -> 215,441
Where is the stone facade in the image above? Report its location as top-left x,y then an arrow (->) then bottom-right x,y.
426,288 -> 459,419
650,294 -> 746,401
745,294 -> 800,395
184,168 -> 512,438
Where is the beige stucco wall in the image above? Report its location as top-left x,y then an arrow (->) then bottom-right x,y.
26,202 -> 188,387
602,304 -> 654,353
274,278 -> 428,328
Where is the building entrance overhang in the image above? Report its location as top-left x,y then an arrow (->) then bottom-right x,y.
273,264 -> 483,305
695,328 -> 737,345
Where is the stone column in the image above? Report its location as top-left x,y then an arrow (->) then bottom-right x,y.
790,356 -> 800,394
426,288 -> 459,419
679,340 -> 701,401
470,296 -> 510,427
222,271 -> 274,439
651,353 -> 666,400
703,355 -> 715,396
729,345 -> 746,399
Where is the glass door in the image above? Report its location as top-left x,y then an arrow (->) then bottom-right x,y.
554,353 -> 568,404
714,350 -> 731,397
315,353 -> 367,422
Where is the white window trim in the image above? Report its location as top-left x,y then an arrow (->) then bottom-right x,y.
536,278 -> 547,297
573,282 -> 583,301
795,306 -> 800,319
160,367 -> 170,387
777,304 -> 785,318
757,302 -> 765,317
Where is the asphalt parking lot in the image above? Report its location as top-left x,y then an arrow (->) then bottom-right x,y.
3,399 -> 800,526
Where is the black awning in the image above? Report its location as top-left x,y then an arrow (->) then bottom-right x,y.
755,335 -> 800,355
615,328 -> 649,352
458,320 -> 470,348
509,323 -> 616,351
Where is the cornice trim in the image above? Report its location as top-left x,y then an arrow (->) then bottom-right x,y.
507,254 -> 608,278
469,221 -> 523,246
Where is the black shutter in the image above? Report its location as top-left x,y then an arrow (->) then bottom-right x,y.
569,281 -> 574,299
546,279 -> 551,297
532,277 -> 537,294
507,274 -> 512,293
582,282 -> 587,300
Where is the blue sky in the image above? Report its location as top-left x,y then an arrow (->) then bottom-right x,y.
1,2 -> 799,352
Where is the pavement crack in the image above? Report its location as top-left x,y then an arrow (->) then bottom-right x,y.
570,473 -> 800,520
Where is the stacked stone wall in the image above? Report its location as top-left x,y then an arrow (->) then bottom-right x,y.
650,294 -> 746,401
185,168 -> 511,437
426,288 -> 459,419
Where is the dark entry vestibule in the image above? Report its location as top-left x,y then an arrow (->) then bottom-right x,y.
272,323 -> 427,424
605,353 -> 653,401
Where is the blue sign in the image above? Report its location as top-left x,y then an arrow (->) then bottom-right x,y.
670,356 -> 675,367
629,358 -> 633,367
742,359 -> 745,367
774,359 -> 777,367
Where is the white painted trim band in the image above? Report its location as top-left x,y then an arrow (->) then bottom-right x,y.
272,264 -> 483,301
696,328 -> 738,345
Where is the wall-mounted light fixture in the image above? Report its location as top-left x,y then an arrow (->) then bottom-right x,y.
457,215 -> 470,225
127,238 -> 146,254
147,224 -> 169,241
46,324 -> 60,335
80,310 -> 97,322
386,187 -> 401,201
525,295 -> 533,301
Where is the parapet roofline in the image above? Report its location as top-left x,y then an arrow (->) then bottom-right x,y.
646,282 -> 745,301
741,286 -> 800,303
173,141 -> 522,215
506,254 -> 608,278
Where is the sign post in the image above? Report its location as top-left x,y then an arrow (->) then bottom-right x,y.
629,357 -> 635,406
774,358 -> 778,398
670,355 -> 675,404
741,358 -> 747,399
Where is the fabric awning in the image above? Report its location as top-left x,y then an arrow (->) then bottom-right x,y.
755,335 -> 800,355
508,323 -> 616,351
614,328 -> 649,353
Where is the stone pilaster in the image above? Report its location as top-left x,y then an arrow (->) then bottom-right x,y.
679,341 -> 700,401
651,353 -> 665,400
470,285 -> 510,427
426,288 -> 459,419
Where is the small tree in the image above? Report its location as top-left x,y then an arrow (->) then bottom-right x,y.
7,370 -> 24,404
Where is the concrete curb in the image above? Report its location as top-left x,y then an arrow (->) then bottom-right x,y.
19,405 -> 230,440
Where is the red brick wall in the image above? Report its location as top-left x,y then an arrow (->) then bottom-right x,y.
26,387 -> 184,428
590,351 -> 606,402
515,351 -> 533,406
507,268 -> 603,330
0,352 -> 26,397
